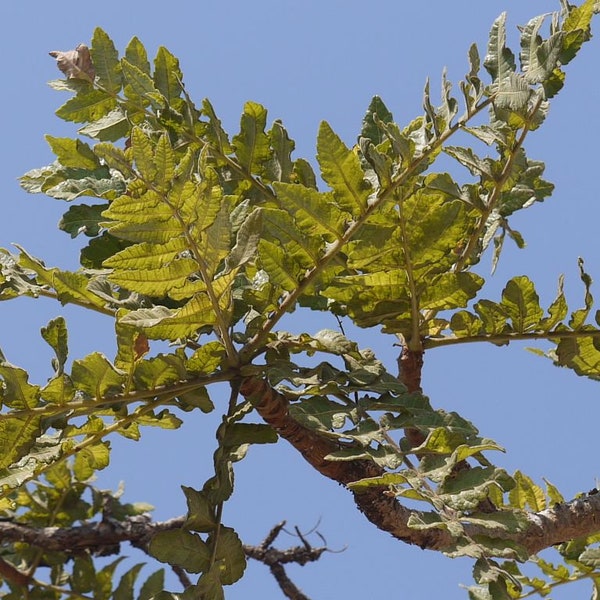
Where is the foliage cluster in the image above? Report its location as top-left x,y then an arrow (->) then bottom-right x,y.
1,1 -> 599,598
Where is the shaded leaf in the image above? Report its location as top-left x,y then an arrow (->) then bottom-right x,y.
149,529 -> 211,573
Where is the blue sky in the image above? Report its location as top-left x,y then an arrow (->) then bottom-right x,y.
1,1 -> 599,598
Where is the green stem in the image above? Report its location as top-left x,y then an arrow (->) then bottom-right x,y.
424,328 -> 600,350
35,289 -> 115,318
0,396 -> 170,504
0,370 -> 235,423
453,96 -> 544,273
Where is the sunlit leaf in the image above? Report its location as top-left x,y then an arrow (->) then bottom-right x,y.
91,27 -> 122,94
317,121 -> 371,216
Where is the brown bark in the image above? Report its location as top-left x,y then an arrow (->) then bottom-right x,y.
0,516 -> 327,599
1,493 -> 600,578
240,375 -> 455,549
398,346 -> 427,448
240,375 -> 600,556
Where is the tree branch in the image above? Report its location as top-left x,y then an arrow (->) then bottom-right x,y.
0,515 -> 329,598
239,375 -> 600,556
244,521 -> 327,600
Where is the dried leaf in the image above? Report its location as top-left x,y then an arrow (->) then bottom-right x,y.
49,44 -> 96,80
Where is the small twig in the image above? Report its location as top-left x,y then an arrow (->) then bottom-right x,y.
244,523 -> 331,599
261,521 -> 286,550
294,526 -> 312,552
171,565 -> 192,589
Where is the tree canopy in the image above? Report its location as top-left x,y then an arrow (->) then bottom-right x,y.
1,1 -> 600,598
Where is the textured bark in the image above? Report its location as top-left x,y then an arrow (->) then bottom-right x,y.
0,516 -> 327,599
240,375 -> 453,549
398,346 -> 427,449
240,375 -> 600,555
1,493 -> 600,578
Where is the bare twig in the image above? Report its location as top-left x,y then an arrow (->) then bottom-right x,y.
0,516 -> 329,598
244,523 -> 329,600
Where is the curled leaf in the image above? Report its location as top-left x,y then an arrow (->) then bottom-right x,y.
49,44 -> 96,80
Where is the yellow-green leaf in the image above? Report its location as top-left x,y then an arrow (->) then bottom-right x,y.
317,121 -> 371,216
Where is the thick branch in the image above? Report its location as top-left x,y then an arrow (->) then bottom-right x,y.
0,516 -> 327,599
0,514 -> 181,554
0,493 -> 599,581
240,375 -> 447,549
240,375 -> 600,555
398,345 -> 427,449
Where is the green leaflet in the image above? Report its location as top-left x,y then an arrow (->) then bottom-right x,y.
224,207 -> 262,273
41,316 -> 68,374
42,374 -> 75,405
420,272 -> 484,311
59,203 -> 108,238
317,121 -> 372,216
79,107 -> 130,142
501,276 -> 543,332
149,529 -> 211,573
202,98 -> 233,156
153,46 -> 184,108
258,239 -> 302,292
554,336 -> 600,380
90,27 -> 122,94
130,127 -> 158,182
268,120 -> 295,182
257,204 -> 331,297
0,246 -> 111,311
122,59 -> 164,109
361,95 -> 394,146
120,293 -> 218,340
133,354 -> 186,389
569,258 -> 593,329
520,14 -> 565,84
20,160 -> 122,202
484,13 -> 525,110
272,182 -> 347,242
56,89 -> 117,123
125,36 -> 151,75
437,466 -> 513,512
154,133 -> 176,192
73,441 -> 110,480
233,101 -> 271,174
112,564 -> 145,600
206,526 -> 247,585
0,435 -> 63,492
0,365 -> 43,470
508,471 -> 546,511
71,352 -> 126,399
45,136 -> 101,170
109,256 -> 199,297
104,236 -> 188,270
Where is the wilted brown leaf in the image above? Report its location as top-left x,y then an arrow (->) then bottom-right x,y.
49,44 -> 95,81
133,333 -> 150,361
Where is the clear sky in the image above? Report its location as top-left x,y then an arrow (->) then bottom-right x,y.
0,1 -> 599,598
